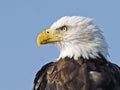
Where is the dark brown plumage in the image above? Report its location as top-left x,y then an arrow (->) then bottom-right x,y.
33,56 -> 120,90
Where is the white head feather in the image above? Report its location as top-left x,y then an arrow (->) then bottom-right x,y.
50,16 -> 108,60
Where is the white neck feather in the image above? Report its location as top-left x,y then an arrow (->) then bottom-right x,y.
52,16 -> 109,60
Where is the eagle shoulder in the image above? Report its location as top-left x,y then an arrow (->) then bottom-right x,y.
33,62 -> 54,90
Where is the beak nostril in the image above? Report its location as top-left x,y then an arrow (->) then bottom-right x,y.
46,31 -> 49,33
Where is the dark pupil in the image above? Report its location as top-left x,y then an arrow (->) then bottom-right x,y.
61,26 -> 66,30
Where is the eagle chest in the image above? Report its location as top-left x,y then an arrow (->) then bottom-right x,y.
46,58 -> 99,90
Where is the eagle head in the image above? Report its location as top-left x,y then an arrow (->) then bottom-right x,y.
37,16 -> 108,60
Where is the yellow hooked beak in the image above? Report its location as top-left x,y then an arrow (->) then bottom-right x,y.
37,29 -> 63,47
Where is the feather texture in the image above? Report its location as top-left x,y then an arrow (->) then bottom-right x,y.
33,57 -> 120,90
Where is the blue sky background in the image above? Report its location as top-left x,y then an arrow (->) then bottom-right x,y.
0,0 -> 120,90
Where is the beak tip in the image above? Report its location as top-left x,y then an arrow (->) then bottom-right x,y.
37,43 -> 40,48
37,36 -> 41,48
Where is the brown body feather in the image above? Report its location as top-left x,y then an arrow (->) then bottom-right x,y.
33,57 -> 120,90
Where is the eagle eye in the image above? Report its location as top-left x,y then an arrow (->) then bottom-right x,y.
60,25 -> 68,31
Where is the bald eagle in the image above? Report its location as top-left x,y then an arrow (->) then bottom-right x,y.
33,16 -> 120,90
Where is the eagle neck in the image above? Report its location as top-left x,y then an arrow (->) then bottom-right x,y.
55,41 -> 108,60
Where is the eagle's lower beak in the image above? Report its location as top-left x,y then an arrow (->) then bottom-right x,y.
37,29 -> 62,47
